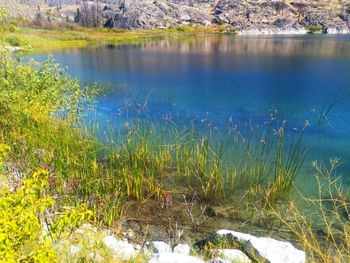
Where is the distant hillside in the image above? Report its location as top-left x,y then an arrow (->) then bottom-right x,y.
2,0 -> 350,34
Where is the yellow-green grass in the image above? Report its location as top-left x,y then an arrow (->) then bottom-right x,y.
1,26 -> 166,52
1,25 -> 227,53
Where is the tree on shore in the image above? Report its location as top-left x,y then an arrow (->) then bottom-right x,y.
0,4 -> 8,24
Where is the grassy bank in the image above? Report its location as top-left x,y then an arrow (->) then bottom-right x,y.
1,23 -> 230,53
2,26 -> 168,52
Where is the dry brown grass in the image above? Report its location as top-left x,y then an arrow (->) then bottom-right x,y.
269,158 -> 350,262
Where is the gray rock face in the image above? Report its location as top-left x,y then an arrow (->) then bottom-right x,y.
106,0 -> 350,34
5,0 -> 350,34
113,0 -> 212,29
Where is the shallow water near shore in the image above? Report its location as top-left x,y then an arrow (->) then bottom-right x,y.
29,34 -> 350,241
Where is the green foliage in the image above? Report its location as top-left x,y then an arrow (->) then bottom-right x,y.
0,149 -> 93,262
0,5 -> 8,24
51,205 -> 93,240
169,26 -> 196,33
5,36 -> 22,46
0,169 -> 57,262
305,25 -> 323,33
0,144 -> 10,169
266,127 -> 309,202
217,25 -> 237,33
0,56 -> 95,129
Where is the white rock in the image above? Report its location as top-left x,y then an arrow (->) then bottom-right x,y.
150,241 -> 172,254
218,249 -> 251,263
217,230 -> 305,263
70,245 -> 80,255
205,257 -> 229,263
135,244 -> 142,250
148,252 -> 204,263
173,244 -> 191,256
4,46 -> 22,52
88,252 -> 102,262
325,26 -> 350,34
103,235 -> 137,260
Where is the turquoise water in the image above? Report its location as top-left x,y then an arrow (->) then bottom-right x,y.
31,34 -> 350,187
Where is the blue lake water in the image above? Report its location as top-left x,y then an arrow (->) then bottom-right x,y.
30,34 -> 350,187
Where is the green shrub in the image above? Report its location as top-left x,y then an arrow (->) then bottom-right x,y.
0,144 -> 92,262
0,157 -> 57,262
171,26 -> 196,33
5,36 -> 22,46
9,25 -> 19,33
0,56 -> 95,129
305,25 -> 323,33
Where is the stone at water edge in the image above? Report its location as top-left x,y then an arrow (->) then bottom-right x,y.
218,249 -> 251,263
149,241 -> 172,254
216,230 -> 306,263
173,244 -> 191,256
103,235 -> 137,260
148,252 -> 205,263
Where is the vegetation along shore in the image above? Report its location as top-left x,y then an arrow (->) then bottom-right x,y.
1,2 -> 350,263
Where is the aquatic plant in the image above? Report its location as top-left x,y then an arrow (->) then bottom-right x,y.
269,158 -> 350,262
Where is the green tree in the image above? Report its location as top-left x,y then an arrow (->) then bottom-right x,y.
0,4 -> 8,24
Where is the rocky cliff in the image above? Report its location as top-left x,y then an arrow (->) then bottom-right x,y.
3,0 -> 350,34
109,0 -> 350,34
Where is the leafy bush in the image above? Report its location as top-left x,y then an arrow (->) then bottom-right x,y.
305,25 -> 323,33
0,169 -> 57,262
5,36 -> 22,46
8,25 -> 19,33
0,144 -> 93,262
0,56 -> 95,129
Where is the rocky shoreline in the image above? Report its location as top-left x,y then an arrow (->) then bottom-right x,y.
69,224 -> 305,263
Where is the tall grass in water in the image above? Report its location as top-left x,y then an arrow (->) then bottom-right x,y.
270,158 -> 350,262
266,126 -> 310,203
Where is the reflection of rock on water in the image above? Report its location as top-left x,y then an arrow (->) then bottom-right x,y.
135,34 -> 350,58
